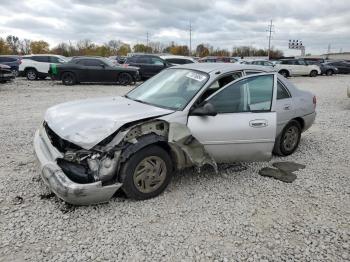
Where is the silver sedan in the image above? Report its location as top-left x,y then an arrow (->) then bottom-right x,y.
34,63 -> 316,205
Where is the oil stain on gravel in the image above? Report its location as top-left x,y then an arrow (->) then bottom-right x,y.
259,161 -> 306,183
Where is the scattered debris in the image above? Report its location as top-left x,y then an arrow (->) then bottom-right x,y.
13,196 -> 24,205
259,161 -> 305,183
259,167 -> 297,183
60,203 -> 76,214
40,192 -> 56,199
272,161 -> 306,172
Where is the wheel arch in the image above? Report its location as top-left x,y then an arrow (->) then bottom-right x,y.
278,69 -> 290,77
292,117 -> 305,131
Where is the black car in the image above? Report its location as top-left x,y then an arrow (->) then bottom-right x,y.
125,55 -> 170,79
49,57 -> 139,86
304,60 -> 338,76
324,61 -> 350,74
0,55 -> 21,76
0,64 -> 15,83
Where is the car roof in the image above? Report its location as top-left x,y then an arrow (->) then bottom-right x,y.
160,55 -> 194,60
173,62 -> 273,74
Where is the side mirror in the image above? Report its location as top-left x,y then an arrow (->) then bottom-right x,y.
190,102 -> 217,116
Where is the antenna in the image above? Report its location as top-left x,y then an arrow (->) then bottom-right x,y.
266,20 -> 274,59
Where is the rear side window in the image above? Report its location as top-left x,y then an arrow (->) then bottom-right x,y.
32,56 -> 49,62
137,57 -> 151,64
277,81 -> 291,99
0,57 -> 16,62
79,59 -> 102,66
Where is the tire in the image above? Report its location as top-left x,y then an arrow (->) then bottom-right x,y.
61,72 -> 76,86
309,70 -> 318,77
119,145 -> 173,200
26,69 -> 38,80
279,70 -> 289,78
12,69 -> 19,77
118,72 -> 133,86
325,69 -> 333,76
273,120 -> 302,156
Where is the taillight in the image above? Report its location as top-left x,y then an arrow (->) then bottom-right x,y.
313,96 -> 317,108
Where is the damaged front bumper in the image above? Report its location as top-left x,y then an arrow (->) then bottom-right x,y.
34,127 -> 122,205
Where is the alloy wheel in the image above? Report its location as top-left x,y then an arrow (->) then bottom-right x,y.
283,126 -> 299,151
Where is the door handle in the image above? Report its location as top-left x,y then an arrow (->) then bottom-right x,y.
283,104 -> 291,110
249,119 -> 268,128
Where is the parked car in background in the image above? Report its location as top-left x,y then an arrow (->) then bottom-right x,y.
303,60 -> 338,76
20,54 -> 68,80
125,55 -> 170,79
108,56 -> 127,64
34,63 -> 316,205
0,55 -> 21,76
274,59 -> 321,77
246,60 -> 275,67
198,56 -> 236,63
160,55 -> 196,65
0,64 -> 15,83
49,57 -> 139,86
324,61 -> 350,74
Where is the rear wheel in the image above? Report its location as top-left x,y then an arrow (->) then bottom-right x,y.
118,73 -> 133,85
61,72 -> 76,86
279,70 -> 289,78
309,70 -> 318,77
326,69 -> 333,76
119,145 -> 173,200
26,69 -> 37,80
273,120 -> 302,156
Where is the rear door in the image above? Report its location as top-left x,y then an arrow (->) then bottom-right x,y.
187,73 -> 277,163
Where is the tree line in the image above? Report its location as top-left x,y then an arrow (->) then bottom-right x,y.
0,35 -> 284,58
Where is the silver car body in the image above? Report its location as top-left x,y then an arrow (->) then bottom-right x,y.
34,63 -> 316,205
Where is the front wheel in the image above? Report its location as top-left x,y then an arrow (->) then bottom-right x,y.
309,70 -> 318,77
279,70 -> 289,78
118,73 -> 133,85
61,72 -> 76,86
26,69 -> 37,80
273,120 -> 302,156
119,145 -> 173,200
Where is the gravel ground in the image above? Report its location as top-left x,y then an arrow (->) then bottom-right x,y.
0,76 -> 349,262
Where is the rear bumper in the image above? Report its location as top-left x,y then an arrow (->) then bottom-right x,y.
34,127 -> 122,205
302,111 -> 316,132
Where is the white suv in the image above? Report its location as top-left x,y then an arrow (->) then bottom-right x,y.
19,54 -> 68,80
275,59 -> 321,77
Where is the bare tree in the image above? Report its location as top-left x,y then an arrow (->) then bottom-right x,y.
6,35 -> 20,54
19,39 -> 31,55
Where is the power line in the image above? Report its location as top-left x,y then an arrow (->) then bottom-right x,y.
266,20 -> 274,59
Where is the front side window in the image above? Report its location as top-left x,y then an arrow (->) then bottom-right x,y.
83,59 -> 103,67
126,69 -> 208,110
208,74 -> 274,113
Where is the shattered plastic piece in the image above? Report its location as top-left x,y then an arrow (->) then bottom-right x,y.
259,167 -> 297,183
272,161 -> 306,172
168,122 -> 217,173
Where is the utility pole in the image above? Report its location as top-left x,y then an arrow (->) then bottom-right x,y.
146,32 -> 149,49
189,20 -> 192,56
266,20 -> 274,60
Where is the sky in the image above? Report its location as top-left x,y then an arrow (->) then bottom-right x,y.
0,0 -> 349,55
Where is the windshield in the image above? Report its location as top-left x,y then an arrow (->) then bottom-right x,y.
126,69 -> 208,110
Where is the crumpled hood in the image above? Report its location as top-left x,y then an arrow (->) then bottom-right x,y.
45,96 -> 173,149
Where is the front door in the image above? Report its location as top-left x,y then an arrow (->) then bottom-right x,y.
187,73 -> 277,163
